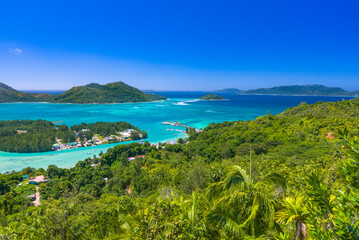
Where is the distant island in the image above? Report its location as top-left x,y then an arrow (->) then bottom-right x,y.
0,120 -> 147,153
213,88 -> 242,94
0,82 -> 167,104
200,94 -> 224,100
215,84 -> 359,96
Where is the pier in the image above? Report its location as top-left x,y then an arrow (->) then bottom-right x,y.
162,121 -> 202,133
162,121 -> 190,128
52,121 -> 63,124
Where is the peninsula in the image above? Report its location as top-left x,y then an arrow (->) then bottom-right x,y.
0,82 -> 167,104
0,120 -> 147,153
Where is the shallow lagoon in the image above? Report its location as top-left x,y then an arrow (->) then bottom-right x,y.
0,92 -> 352,172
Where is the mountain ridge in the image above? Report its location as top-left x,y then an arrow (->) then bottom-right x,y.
215,84 -> 359,96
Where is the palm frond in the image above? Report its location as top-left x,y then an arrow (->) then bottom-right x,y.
258,172 -> 287,192
226,165 -> 251,188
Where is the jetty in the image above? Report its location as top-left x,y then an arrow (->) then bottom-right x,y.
162,121 -> 202,133
162,121 -> 190,128
52,121 -> 63,124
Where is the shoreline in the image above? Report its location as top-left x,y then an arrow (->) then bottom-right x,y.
0,141 -> 139,154
199,99 -> 229,101
0,132 -> 187,172
237,93 -> 357,98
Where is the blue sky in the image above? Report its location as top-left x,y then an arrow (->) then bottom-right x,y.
0,0 -> 358,90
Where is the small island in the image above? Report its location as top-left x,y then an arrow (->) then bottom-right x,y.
0,120 -> 147,153
200,94 -> 224,100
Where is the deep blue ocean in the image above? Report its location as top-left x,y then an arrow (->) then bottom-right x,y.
0,92 -> 353,172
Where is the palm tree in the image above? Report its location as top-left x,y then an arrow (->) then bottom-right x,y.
206,165 -> 286,238
276,196 -> 309,240
185,191 -> 222,239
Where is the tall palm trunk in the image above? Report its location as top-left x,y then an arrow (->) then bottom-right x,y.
294,221 -> 306,240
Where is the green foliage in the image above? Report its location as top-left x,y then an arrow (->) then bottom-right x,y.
0,119 -> 58,152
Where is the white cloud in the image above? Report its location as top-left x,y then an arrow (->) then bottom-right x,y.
9,48 -> 23,55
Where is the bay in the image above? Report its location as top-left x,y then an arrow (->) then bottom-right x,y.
0,92 -> 352,172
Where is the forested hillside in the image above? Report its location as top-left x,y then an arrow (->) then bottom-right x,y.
49,82 -> 166,103
1,99 -> 359,239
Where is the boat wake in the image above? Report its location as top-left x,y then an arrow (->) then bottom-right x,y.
185,99 -> 200,103
175,102 -> 189,106
205,110 -> 217,113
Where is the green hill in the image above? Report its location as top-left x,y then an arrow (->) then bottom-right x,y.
0,82 -> 166,103
240,84 -> 357,96
50,82 -> 166,103
200,94 -> 224,100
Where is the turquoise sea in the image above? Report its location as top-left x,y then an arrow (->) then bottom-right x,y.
0,92 -> 353,172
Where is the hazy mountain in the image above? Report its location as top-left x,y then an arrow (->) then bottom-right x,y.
213,88 -> 242,94
240,84 -> 358,96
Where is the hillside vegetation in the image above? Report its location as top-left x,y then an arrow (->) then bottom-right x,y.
1,98 -> 359,239
50,82 -> 166,103
0,82 -> 166,104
